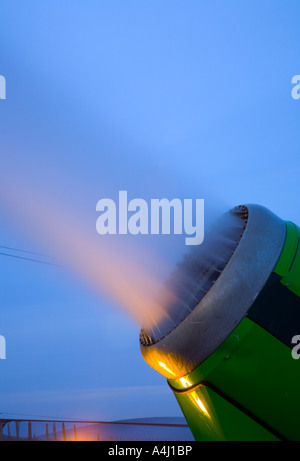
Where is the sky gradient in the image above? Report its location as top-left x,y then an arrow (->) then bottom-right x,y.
0,0 -> 299,421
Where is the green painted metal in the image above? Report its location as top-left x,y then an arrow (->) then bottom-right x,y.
169,317 -> 300,440
173,383 -> 279,441
274,221 -> 300,296
166,220 -> 300,441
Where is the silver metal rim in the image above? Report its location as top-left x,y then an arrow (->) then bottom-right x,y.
140,204 -> 287,379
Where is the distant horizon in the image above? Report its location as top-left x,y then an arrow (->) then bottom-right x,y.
0,0 -> 299,424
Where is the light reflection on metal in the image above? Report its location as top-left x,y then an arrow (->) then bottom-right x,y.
179,377 -> 191,388
158,361 -> 175,376
190,391 -> 209,416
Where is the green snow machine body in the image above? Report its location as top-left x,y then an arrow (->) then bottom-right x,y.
140,204 -> 300,441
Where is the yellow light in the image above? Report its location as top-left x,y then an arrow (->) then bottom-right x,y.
158,361 -> 175,376
179,377 -> 191,388
191,391 -> 209,415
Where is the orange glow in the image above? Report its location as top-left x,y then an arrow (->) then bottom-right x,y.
0,169 -> 179,332
158,361 -> 175,376
179,377 -> 191,388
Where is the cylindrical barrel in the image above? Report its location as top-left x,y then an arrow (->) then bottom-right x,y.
140,204 -> 300,441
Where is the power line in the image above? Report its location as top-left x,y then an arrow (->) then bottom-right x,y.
0,251 -> 62,267
0,412 -> 188,427
0,245 -> 49,258
0,411 -> 87,422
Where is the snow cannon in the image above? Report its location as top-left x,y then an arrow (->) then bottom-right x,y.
140,204 -> 300,441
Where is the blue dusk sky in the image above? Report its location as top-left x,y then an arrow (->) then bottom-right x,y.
0,0 -> 299,421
